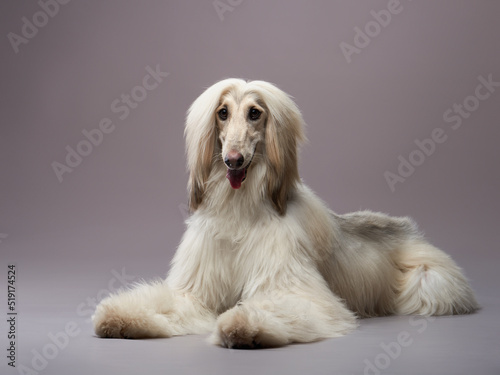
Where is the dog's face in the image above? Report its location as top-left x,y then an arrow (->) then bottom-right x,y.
215,93 -> 267,189
185,79 -> 305,215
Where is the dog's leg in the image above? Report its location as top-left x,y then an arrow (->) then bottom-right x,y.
211,284 -> 357,349
92,281 -> 215,339
393,240 -> 479,315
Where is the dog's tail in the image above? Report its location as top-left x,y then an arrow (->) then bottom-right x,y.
393,240 -> 479,315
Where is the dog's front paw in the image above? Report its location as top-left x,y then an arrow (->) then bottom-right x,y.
211,306 -> 288,349
93,300 -> 138,339
216,308 -> 260,349
92,296 -> 171,339
92,304 -> 128,338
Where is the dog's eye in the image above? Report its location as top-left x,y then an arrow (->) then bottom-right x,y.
218,108 -> 228,121
249,108 -> 261,121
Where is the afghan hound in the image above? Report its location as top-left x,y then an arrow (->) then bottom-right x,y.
93,78 -> 478,348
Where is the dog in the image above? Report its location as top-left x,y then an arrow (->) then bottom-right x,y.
93,78 -> 478,348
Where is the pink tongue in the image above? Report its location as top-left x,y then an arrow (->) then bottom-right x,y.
226,168 -> 246,189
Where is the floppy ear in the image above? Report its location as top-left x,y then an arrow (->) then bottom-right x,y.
251,82 -> 306,215
185,79 -> 245,211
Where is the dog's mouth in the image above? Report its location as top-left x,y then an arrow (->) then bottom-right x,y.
226,168 -> 247,189
225,154 -> 254,190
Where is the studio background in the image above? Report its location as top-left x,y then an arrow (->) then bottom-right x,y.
1,1 -> 499,375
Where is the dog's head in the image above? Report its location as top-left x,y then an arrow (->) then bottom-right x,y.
185,79 -> 305,215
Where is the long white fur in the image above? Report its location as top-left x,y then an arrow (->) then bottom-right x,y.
93,79 -> 478,348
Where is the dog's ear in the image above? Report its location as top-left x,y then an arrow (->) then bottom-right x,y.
255,82 -> 306,215
185,79 -> 244,211
186,127 -> 216,212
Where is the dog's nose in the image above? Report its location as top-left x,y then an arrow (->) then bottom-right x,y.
224,151 -> 244,169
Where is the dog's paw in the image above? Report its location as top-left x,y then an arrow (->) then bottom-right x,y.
216,309 -> 260,349
93,311 -> 128,339
92,297 -> 170,339
211,306 -> 288,349
93,301 -> 137,339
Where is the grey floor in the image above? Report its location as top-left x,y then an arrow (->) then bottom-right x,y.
2,230 -> 500,375
5,263 -> 499,375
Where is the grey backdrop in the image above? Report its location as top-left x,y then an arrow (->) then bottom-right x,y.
1,1 -> 499,375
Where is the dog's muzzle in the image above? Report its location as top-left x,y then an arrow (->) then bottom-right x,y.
225,152 -> 254,189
